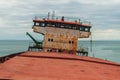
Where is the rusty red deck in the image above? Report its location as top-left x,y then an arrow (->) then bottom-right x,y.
0,51 -> 120,80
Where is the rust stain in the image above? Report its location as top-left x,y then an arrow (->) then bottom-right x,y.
33,26 -> 91,54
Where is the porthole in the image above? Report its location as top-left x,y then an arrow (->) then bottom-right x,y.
51,39 -> 53,42
72,41 -> 74,44
48,38 -> 50,41
69,41 -> 71,44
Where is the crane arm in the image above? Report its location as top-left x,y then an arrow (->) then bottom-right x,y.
26,32 -> 38,44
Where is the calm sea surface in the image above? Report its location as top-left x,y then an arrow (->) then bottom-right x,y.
0,40 -> 120,63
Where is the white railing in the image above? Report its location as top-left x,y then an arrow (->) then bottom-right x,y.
32,16 -> 91,26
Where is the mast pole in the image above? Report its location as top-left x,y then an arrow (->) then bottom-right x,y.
48,12 -> 50,20
90,32 -> 92,52
52,11 -> 55,20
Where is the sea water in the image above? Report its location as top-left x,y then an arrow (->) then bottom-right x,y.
0,40 -> 120,63
0,40 -> 29,56
78,40 -> 120,63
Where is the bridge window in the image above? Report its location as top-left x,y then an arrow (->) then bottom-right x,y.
57,23 -> 61,28
46,22 -> 50,26
47,22 -> 53,27
79,27 -> 82,31
64,24 -> 68,28
41,23 -> 45,27
34,22 -> 46,27
75,25 -> 78,30
60,24 -> 65,28
39,22 -> 41,26
79,27 -> 85,31
72,25 -> 78,30
49,22 -> 55,27
85,28 -> 88,32
85,28 -> 90,32
36,22 -> 39,26
55,23 -> 59,27
34,22 -> 36,26
73,26 -> 76,30
68,25 -> 72,29
34,22 -> 39,26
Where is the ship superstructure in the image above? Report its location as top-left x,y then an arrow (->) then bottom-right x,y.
0,12 -> 120,80
32,13 -> 92,54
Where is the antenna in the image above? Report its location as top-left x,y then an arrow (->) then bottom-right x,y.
48,12 -> 50,20
79,19 -> 81,23
52,11 -> 55,20
35,16 -> 37,20
90,32 -> 92,52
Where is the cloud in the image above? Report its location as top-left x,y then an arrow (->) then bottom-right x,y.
0,0 -> 120,40
93,29 -> 120,40
0,0 -> 17,6
77,0 -> 120,5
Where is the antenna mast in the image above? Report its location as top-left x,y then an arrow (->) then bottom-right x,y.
90,32 -> 92,52
52,11 -> 55,20
48,12 -> 50,20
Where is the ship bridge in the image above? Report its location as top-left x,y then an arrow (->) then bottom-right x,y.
32,15 -> 92,54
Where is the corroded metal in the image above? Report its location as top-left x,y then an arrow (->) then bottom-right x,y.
0,52 -> 24,63
32,15 -> 92,54
33,26 -> 91,54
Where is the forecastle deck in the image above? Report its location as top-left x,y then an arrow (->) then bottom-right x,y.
0,51 -> 120,80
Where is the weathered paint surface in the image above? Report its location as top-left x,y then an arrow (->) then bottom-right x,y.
0,52 -> 120,80
33,26 -> 91,38
33,26 -> 91,54
33,26 -> 45,34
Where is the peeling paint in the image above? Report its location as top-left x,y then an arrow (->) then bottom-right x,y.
33,26 -> 91,54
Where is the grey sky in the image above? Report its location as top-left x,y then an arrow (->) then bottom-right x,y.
0,0 -> 120,40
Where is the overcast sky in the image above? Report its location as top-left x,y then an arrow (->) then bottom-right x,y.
0,0 -> 120,40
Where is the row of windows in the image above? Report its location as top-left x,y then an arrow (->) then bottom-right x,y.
48,38 -> 74,44
34,22 -> 90,32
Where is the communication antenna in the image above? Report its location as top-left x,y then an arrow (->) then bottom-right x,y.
35,16 -> 37,20
48,12 -> 50,20
52,11 -> 55,20
79,19 -> 81,23
90,31 -> 92,52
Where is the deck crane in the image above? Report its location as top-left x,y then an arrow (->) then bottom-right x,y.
26,32 -> 43,51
